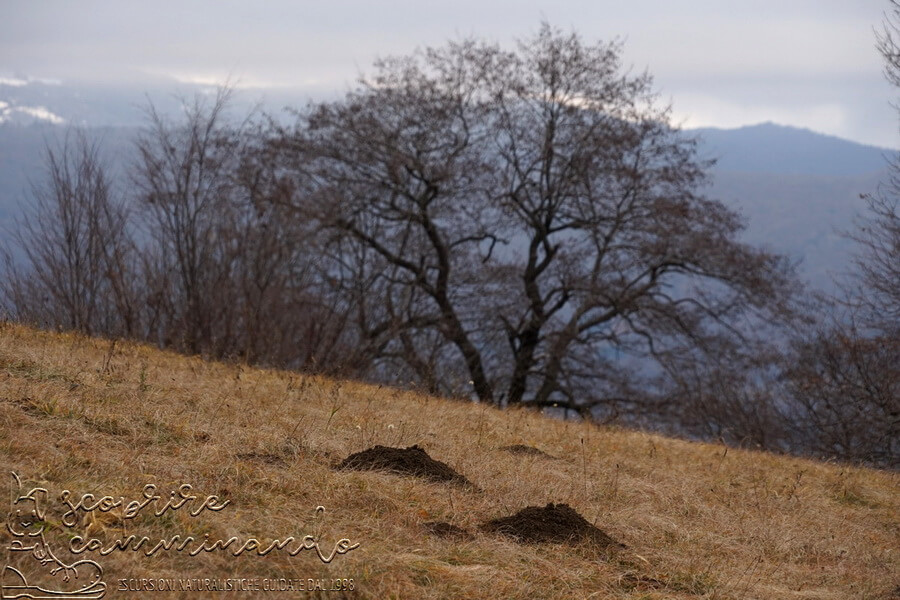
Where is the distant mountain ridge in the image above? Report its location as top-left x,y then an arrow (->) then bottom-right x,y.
0,74 -> 320,128
689,122 -> 893,177
680,123 -> 892,291
0,77 -> 895,292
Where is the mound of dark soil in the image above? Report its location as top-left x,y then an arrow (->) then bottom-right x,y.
481,503 -> 623,548
422,521 -> 474,540
337,445 -> 474,487
499,444 -> 556,459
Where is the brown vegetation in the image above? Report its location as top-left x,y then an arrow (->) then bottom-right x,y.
1,323 -> 897,599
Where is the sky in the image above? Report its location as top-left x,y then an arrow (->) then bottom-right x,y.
1,0 -> 897,148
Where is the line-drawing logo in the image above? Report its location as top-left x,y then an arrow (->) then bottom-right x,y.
3,472 -> 106,599
3,473 -> 360,599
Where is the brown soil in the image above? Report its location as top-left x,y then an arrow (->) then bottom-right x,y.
422,521 -> 474,540
337,445 -> 474,487
481,503 -> 623,548
499,444 -> 556,459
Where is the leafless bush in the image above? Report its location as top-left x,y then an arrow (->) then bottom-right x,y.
1,129 -> 134,335
781,321 -> 899,468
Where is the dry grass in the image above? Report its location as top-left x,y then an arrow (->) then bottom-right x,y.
0,322 -> 897,599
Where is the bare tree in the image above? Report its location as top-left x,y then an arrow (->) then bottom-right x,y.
228,128 -> 364,371
877,0 -> 900,88
274,42 -> 504,397
776,2 -> 900,468
857,0 -> 900,332
779,292 -> 899,468
132,88 -> 364,371
847,193 -> 900,334
133,87 -> 248,355
783,322 -> 899,467
274,24 -> 799,414
1,130 -> 132,335
480,26 -> 797,413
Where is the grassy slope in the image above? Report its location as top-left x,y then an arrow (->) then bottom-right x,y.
0,323 -> 897,599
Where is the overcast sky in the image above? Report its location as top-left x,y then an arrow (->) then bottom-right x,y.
2,0 -> 897,147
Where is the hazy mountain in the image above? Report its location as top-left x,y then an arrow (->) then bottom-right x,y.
0,75 -> 178,128
704,168 -> 885,290
0,73 -> 328,128
0,77 -> 894,293
686,122 -> 894,290
0,76 -> 272,230
691,122 -> 891,177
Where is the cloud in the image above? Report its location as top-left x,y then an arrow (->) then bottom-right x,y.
0,77 -> 28,87
0,0 -> 894,145
17,105 -> 66,124
674,95 -> 847,135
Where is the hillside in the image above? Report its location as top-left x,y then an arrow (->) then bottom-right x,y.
1,323 -> 897,599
